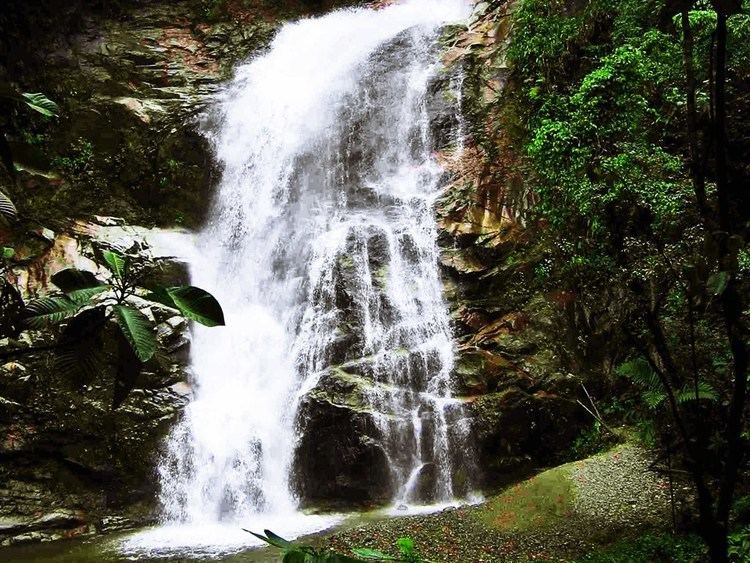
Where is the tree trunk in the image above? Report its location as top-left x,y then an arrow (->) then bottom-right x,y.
704,523 -> 729,563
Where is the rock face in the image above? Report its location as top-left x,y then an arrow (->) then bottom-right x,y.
0,0 -> 594,547
431,1 -> 590,488
294,370 -> 393,507
3,0 -> 279,230
0,222 -> 193,547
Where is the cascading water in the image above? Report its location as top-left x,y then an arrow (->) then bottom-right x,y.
127,0 -> 472,554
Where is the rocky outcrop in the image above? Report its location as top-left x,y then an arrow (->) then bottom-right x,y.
293,369 -> 393,507
0,220 -> 193,546
431,0 -> 590,488
3,0 -> 272,229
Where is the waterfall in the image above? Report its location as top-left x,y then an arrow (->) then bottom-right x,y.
131,0 -> 472,553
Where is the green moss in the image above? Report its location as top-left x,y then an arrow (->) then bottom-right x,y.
478,463 -> 575,532
573,532 -> 705,562
337,255 -> 355,270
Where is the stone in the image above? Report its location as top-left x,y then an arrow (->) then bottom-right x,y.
92,216 -> 126,227
30,510 -> 85,529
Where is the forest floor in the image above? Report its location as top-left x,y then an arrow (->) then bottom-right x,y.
323,445 -> 680,562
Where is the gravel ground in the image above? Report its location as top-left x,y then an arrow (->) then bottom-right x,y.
571,445 -> 672,533
323,445 -> 674,562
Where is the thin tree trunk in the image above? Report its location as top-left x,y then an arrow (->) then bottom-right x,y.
681,9 -> 708,217
714,11 -> 730,231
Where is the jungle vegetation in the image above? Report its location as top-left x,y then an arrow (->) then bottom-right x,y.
504,0 -> 750,560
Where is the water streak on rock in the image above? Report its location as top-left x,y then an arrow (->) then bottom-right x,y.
157,0 -> 473,529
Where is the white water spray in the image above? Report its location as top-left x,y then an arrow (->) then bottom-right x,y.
128,0 -> 472,553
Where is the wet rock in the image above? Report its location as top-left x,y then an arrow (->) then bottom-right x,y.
470,387 -> 585,484
426,71 -> 461,150
410,462 -> 439,504
294,399 -> 393,508
0,225 -> 192,544
293,370 -> 393,508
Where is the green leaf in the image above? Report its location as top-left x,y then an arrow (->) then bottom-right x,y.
707,271 -> 730,296
0,191 -> 18,223
643,389 -> 666,410
352,547 -> 395,560
243,529 -> 269,544
282,551 -> 307,563
113,305 -> 156,362
21,92 -> 59,117
263,530 -> 295,550
151,286 -> 225,327
1,247 -> 14,259
66,286 -> 110,305
396,537 -> 414,557
676,382 -> 719,404
143,287 -> 175,308
616,358 -> 660,390
23,296 -> 79,328
51,268 -> 104,292
102,250 -> 128,280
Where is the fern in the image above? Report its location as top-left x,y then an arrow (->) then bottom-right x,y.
617,358 -> 661,390
676,382 -> 719,404
617,357 -> 719,410
0,191 -> 18,224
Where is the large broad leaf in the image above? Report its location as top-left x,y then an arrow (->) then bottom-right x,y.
146,286 -> 225,327
66,286 -> 110,305
21,92 -> 59,117
102,249 -> 128,280
0,191 -> 18,223
112,329 -> 143,409
114,305 -> 156,362
56,307 -> 106,389
51,268 -> 104,292
23,296 -> 80,328
263,530 -> 296,550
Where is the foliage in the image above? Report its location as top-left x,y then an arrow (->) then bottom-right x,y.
728,526 -> 750,562
20,92 -> 59,117
572,532 -> 705,562
50,137 -> 94,178
617,357 -> 719,410
569,420 -> 617,460
0,190 -> 18,224
0,86 -> 58,222
249,530 -> 429,563
10,247 -> 224,408
507,0 -> 750,559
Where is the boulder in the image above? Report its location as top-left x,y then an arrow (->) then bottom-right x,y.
293,375 -> 393,507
